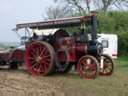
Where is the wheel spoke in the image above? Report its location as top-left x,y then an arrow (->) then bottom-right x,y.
41,60 -> 49,67
37,64 -> 42,73
30,47 -> 36,54
45,58 -> 50,63
30,60 -> 36,65
38,64 -> 44,73
90,64 -> 96,71
39,45 -> 43,53
86,58 -> 91,65
36,48 -> 40,56
40,48 -> 46,57
43,55 -> 51,59
32,63 -> 39,70
28,57 -> 35,60
30,50 -> 37,58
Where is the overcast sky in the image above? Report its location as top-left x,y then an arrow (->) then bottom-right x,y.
0,0 -> 54,42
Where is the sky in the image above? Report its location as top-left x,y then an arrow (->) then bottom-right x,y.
0,0 -> 54,42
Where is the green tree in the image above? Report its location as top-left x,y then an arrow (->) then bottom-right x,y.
98,12 -> 128,55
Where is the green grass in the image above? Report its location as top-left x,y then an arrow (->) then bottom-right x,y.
51,55 -> 128,96
117,55 -> 128,61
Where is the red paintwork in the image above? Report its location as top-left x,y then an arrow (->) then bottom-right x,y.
0,52 -> 9,62
54,37 -> 88,62
9,49 -> 24,62
0,49 -> 24,65
75,43 -> 87,61
16,16 -> 92,29
68,48 -> 76,62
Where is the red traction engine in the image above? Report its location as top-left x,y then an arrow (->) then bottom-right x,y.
0,49 -> 24,69
8,49 -> 24,69
15,15 -> 114,79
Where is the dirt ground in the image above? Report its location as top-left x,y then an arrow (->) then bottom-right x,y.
0,62 -> 128,96
0,67 -> 99,96
0,68 -> 67,96
0,66 -> 88,96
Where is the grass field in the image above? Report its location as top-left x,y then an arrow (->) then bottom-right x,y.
50,55 -> 128,96
0,56 -> 127,96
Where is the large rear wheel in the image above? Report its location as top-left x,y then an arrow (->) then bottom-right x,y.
26,41 -> 56,76
77,55 -> 99,79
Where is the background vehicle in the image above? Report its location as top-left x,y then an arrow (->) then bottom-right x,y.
98,34 -> 118,59
0,31 -> 27,69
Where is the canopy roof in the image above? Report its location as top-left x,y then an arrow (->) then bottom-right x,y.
16,16 -> 92,30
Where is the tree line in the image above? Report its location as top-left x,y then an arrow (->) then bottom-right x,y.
44,0 -> 128,55
98,12 -> 128,55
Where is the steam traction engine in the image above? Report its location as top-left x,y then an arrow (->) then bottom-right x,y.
0,48 -> 24,69
0,32 -> 26,69
15,14 -> 114,79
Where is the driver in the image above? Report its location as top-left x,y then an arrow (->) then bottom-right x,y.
32,32 -> 38,40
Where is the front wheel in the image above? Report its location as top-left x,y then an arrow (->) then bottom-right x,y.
98,54 -> 114,76
77,55 -> 99,79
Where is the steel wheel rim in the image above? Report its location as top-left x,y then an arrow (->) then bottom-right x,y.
26,42 -> 54,76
